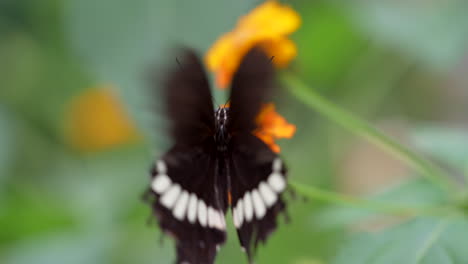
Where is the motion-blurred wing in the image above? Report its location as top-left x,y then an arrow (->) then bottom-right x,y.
147,142 -> 227,264
161,48 -> 215,146
229,134 -> 288,262
227,46 -> 287,262
228,47 -> 274,134
147,49 -> 226,263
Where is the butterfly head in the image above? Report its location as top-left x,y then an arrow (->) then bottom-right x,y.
214,107 -> 230,151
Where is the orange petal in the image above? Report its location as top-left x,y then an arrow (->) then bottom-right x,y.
254,131 -> 281,153
205,32 -> 250,89
254,103 -> 296,152
215,67 -> 234,90
238,1 -> 301,38
205,33 -> 236,72
65,86 -> 140,152
205,0 -> 301,88
259,37 -> 297,68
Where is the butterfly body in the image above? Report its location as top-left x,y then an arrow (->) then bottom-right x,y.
147,48 -> 288,264
214,107 -> 230,152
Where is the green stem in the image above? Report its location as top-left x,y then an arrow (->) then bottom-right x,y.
290,181 -> 455,217
281,73 -> 455,193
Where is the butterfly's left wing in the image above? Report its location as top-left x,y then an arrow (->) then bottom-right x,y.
146,49 -> 227,264
148,143 -> 227,264
161,48 -> 215,146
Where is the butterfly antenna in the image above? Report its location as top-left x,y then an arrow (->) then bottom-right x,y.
269,56 -> 275,63
175,57 -> 182,68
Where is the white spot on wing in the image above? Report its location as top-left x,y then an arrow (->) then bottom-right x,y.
259,182 -> 277,207
232,207 -> 239,228
243,192 -> 254,222
219,212 -> 226,229
173,190 -> 189,220
272,157 -> 282,172
156,160 -> 167,174
197,200 -> 208,227
236,199 -> 244,227
268,172 -> 286,192
208,207 -> 216,228
160,184 -> 181,208
151,174 -> 171,194
214,210 -> 224,230
187,193 -> 198,223
252,189 -> 266,219
209,208 -> 224,230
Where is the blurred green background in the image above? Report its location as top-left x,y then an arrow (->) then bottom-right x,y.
1,0 -> 468,263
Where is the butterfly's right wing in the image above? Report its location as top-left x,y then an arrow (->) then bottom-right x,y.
228,47 -> 274,133
227,48 -> 288,262
229,133 -> 288,262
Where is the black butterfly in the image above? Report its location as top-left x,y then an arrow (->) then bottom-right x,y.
146,47 -> 288,264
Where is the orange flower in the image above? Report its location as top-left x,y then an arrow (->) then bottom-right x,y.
65,85 -> 140,152
205,1 -> 298,151
254,103 -> 296,153
205,0 -> 300,88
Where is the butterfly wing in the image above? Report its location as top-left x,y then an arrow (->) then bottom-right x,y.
146,49 -> 227,264
227,48 -> 288,261
162,48 -> 215,146
228,47 -> 274,134
229,134 -> 287,261
149,144 -> 227,264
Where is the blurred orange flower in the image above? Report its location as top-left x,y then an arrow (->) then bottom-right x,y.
65,86 -> 140,152
254,103 -> 296,153
205,0 -> 299,152
205,0 -> 301,88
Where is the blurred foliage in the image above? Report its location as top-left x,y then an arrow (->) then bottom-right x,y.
333,217 -> 468,264
1,0 -> 468,263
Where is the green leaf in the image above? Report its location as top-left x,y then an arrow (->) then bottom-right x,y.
294,2 -> 365,87
314,178 -> 449,230
282,73 -> 455,192
0,107 -> 16,189
1,232 -> 113,264
411,126 -> 468,173
350,0 -> 468,71
332,217 -> 468,264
